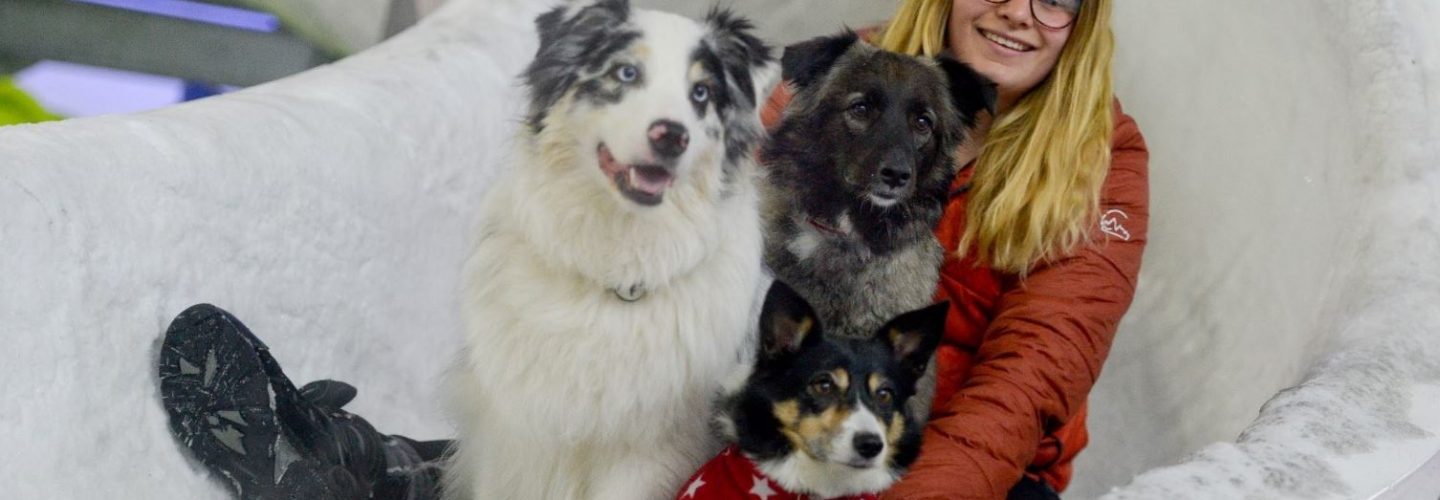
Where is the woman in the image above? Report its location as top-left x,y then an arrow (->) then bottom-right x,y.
818,0 -> 1147,498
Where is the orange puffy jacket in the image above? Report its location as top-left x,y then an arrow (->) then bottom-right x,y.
762,88 -> 1150,499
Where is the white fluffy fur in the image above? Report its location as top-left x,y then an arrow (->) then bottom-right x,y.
828,404 -> 888,467
446,9 -> 775,500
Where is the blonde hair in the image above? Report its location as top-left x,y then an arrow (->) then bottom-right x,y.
878,0 -> 1115,273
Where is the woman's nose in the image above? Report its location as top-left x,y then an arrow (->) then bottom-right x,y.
994,0 -> 1033,28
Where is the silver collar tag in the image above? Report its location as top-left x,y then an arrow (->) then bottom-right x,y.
613,283 -> 646,302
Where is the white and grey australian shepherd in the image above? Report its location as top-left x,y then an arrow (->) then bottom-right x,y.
444,1 -> 778,498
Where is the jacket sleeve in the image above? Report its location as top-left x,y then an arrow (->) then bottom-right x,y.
884,105 -> 1150,499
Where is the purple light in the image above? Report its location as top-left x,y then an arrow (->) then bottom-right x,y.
14,61 -> 185,117
72,0 -> 281,32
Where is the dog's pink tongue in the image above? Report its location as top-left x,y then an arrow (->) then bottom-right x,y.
629,166 -> 673,195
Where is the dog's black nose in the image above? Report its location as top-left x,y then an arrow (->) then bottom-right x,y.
879,166 -> 912,189
648,120 -> 689,159
854,433 -> 884,459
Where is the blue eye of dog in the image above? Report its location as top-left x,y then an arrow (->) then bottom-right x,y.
691,83 -> 710,103
614,64 -> 639,83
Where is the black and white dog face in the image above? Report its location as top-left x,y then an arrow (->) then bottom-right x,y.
523,0 -> 774,208
718,281 -> 947,498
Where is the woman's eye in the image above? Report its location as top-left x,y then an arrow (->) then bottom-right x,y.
614,64 -> 640,82
691,84 -> 711,103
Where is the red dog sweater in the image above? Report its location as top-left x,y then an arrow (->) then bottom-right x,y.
677,446 -> 880,500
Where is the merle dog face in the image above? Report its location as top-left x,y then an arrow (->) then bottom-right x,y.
722,281 -> 947,494
522,0 -> 774,208
765,32 -> 995,248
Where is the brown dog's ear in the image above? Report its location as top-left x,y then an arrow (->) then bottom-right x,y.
758,281 -> 823,361
937,57 -> 997,125
781,31 -> 860,89
878,301 -> 949,378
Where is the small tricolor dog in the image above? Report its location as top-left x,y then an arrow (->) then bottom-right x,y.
681,281 -> 947,499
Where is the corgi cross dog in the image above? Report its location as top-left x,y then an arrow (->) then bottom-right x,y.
445,1 -> 777,499
681,281 -> 947,500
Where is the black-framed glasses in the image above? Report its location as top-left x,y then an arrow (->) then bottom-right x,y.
983,0 -> 1082,30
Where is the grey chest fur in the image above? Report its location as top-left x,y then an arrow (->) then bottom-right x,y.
764,219 -> 945,339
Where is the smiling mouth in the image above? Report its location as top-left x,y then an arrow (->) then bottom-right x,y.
597,143 -> 675,206
868,192 -> 900,208
979,28 -> 1035,52
841,458 -> 878,470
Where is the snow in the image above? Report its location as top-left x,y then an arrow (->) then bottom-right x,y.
1338,385 -> 1440,498
1084,1 -> 1440,498
0,0 -> 1437,499
0,1 -> 550,497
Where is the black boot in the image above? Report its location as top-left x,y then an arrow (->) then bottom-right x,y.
158,304 -> 287,499
159,304 -> 449,500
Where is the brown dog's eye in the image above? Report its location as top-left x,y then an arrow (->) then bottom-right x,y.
875,387 -> 895,405
809,375 -> 836,396
914,115 -> 933,134
848,102 -> 871,117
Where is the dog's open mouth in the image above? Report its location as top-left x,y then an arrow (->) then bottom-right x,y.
598,144 -> 674,206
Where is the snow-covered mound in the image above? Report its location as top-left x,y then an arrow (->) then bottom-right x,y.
1086,1 -> 1440,497
0,1 -> 549,497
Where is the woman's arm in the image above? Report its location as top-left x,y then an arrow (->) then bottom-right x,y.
885,106 -> 1150,500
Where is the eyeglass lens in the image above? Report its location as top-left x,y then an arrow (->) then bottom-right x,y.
984,0 -> 1081,29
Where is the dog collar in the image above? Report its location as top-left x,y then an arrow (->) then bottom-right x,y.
611,283 -> 646,302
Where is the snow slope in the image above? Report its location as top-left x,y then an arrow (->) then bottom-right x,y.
1087,1 -> 1440,497
0,1 -> 550,497
0,0 -> 1436,498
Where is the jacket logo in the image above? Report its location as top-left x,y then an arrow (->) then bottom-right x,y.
1100,209 -> 1131,241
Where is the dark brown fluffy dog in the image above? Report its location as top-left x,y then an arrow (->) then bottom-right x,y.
761,31 -> 994,339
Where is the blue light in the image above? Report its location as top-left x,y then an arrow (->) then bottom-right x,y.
72,0 -> 281,32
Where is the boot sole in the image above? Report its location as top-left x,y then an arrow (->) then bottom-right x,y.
159,304 -> 281,499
